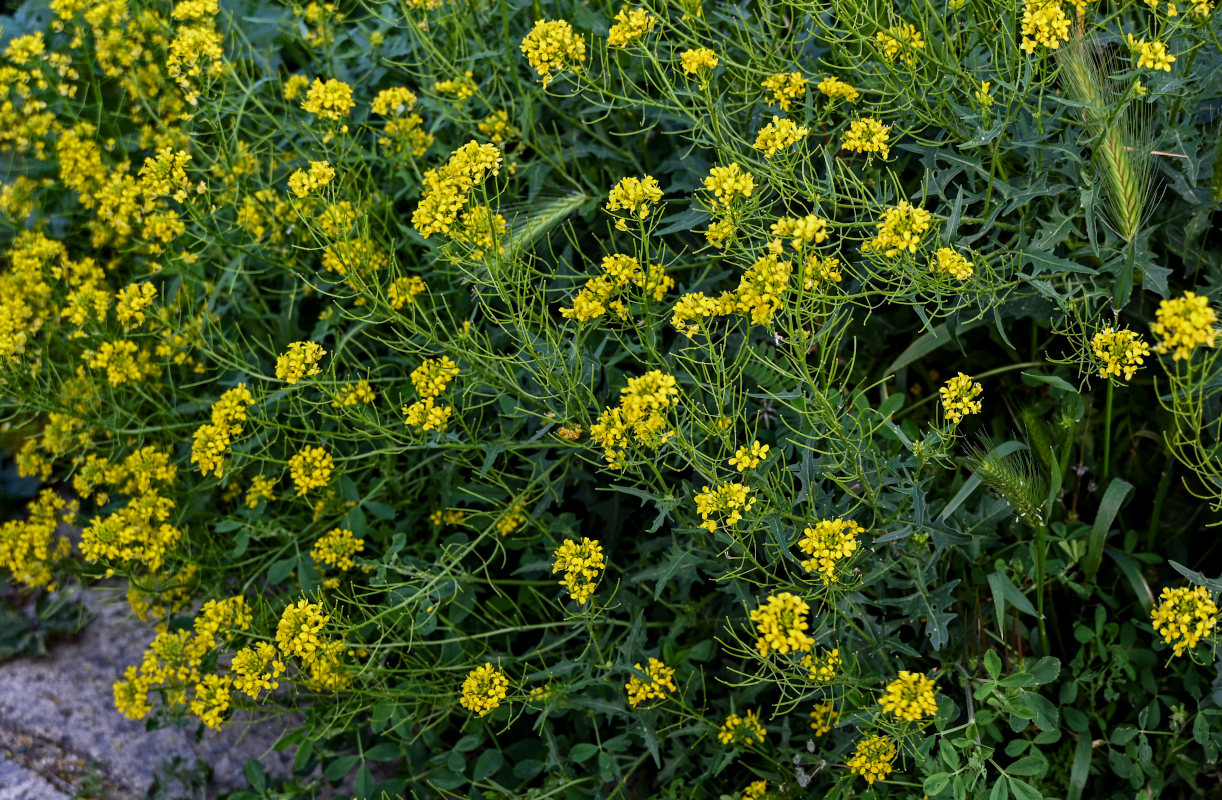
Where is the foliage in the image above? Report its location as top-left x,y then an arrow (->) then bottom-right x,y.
2,0 -> 1222,797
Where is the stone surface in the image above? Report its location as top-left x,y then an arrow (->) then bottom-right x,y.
0,585 -> 297,798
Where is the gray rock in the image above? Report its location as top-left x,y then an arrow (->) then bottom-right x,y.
0,585 -> 298,799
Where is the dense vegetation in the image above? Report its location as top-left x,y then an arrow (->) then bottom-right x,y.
3,0 -> 1222,797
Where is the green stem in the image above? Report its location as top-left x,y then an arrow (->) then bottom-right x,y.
1035,521 -> 1050,655
1102,379 -> 1114,483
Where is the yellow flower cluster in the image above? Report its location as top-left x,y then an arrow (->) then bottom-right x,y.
273,598 -> 352,691
1151,292 -> 1217,360
190,384 -> 255,478
289,445 -> 335,494
717,709 -> 767,745
770,214 -> 829,252
552,537 -> 606,604
332,379 -> 376,408
728,440 -> 770,471
85,340 -> 160,386
875,23 -> 925,66
802,255 -> 844,287
607,6 -> 656,48
404,356 -> 459,432
750,592 -> 815,656
311,527 -> 365,571
931,246 -> 973,280
1092,327 -> 1150,381
371,86 -> 418,116
478,110 -> 520,143
798,518 -> 863,580
245,476 -> 276,508
939,373 -> 983,424
589,370 -> 679,468
1020,0 -> 1070,53
606,175 -> 664,230
693,481 -> 756,532
762,71 -> 807,111
848,734 -> 897,784
802,647 -> 841,681
389,276 -> 428,309
863,200 -> 933,257
301,77 -> 355,120
81,492 -> 182,572
734,253 -> 793,326
817,77 -> 860,103
1151,585 -> 1218,656
0,490 -> 74,590
434,71 -> 476,101
680,47 -> 719,75
1127,35 -> 1176,71
520,19 -> 586,85
276,598 -> 328,659
412,141 -> 502,238
842,117 -> 891,160
879,670 -> 939,720
460,662 -> 510,715
625,657 -> 677,706
671,290 -> 737,336
810,701 -> 838,735
702,164 -> 755,207
115,282 -> 158,327
231,641 -> 285,699
753,116 -> 808,159
288,161 -> 335,198
742,780 -> 772,799
275,341 -> 326,384
560,253 -> 674,323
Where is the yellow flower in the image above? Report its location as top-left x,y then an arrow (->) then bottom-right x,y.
702,164 -> 755,207
728,440 -> 770,471
552,537 -> 606,604
717,709 -> 766,745
841,117 -> 891,160
1151,292 -> 1218,360
693,481 -> 755,532
931,246 -> 973,280
301,77 -> 355,120
976,80 -> 995,107
753,116 -> 808,159
1020,0 -> 1070,53
288,161 -> 335,198
231,642 -> 285,699
817,76 -> 860,103
288,446 -> 334,494
1151,585 -> 1218,656
521,19 -> 586,84
770,214 -> 829,252
798,519 -> 863,579
875,23 -> 925,66
1092,327 -> 1150,381
275,341 -> 326,383
810,701 -> 839,735
863,200 -> 933,257
750,592 -> 815,656
389,276 -> 427,309
371,86 -> 418,116
1126,35 -> 1176,70
276,599 -> 329,659
434,71 -> 477,100
680,47 -> 718,75
460,662 -> 510,715
939,373 -> 983,424
311,528 -> 366,571
607,5 -> 656,48
762,71 -> 807,111
189,674 -> 232,730
848,734 -> 897,784
625,657 -> 677,706
802,647 -> 841,681
879,670 -> 939,720
606,175 -> 664,228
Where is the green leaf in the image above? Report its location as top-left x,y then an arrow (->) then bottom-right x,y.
1067,727 -> 1093,800
243,759 -> 267,793
324,755 -> 360,782
267,556 -> 296,585
1006,755 -> 1046,777
1007,777 -> 1043,800
571,743 -> 599,763
472,750 -> 503,781
984,649 -> 1002,679
989,778 -> 1010,800
924,773 -> 952,796
1029,657 -> 1060,685
1084,479 -> 1132,580
354,765 -> 374,799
